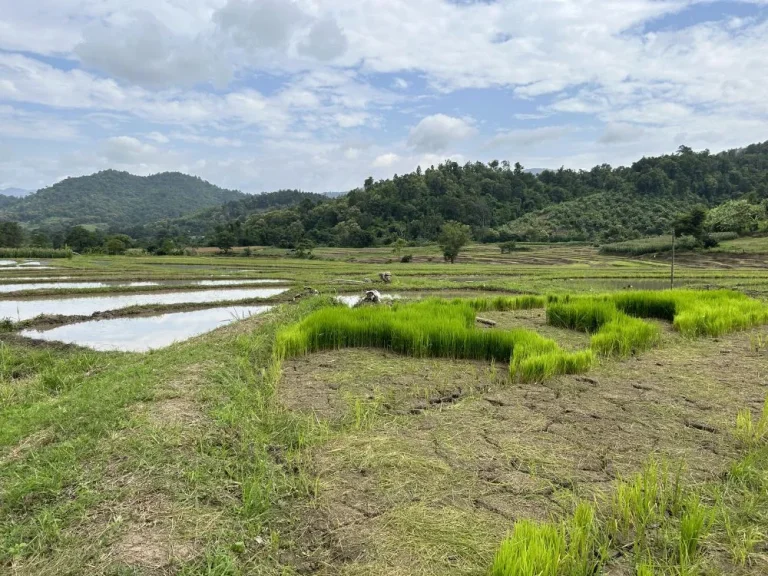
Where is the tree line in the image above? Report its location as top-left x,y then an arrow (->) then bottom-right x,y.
194,142 -> 768,250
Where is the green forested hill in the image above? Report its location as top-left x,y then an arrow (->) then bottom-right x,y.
0,195 -> 21,210
144,189 -> 329,239
0,170 -> 244,231
203,142 -> 768,247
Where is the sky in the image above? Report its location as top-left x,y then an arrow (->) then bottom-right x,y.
1,0 -> 768,194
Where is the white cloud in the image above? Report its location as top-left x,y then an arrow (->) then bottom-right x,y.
408,114 -> 476,153
214,0 -> 305,52
297,18 -> 348,61
393,77 -> 409,90
171,132 -> 243,147
0,106 -> 80,141
146,131 -> 170,144
75,11 -> 230,89
487,126 -> 575,148
372,153 -> 400,168
2,0 -> 768,193
103,136 -> 158,164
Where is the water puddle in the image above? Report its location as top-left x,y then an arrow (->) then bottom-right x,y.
0,288 -> 287,321
0,279 -> 289,293
21,306 -> 272,352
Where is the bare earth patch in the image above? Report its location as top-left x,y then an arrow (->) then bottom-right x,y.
108,496 -> 198,572
279,325 -> 768,575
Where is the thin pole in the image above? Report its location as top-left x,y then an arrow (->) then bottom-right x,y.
671,229 -> 675,288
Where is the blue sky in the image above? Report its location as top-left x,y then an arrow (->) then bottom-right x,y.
1,0 -> 767,193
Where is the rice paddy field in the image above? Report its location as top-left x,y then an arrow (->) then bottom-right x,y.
2,240 -> 768,575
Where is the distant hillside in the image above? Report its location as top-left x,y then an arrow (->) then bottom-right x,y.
0,187 -> 32,198
195,142 -> 768,247
502,191 -> 697,242
0,170 -> 244,231
143,189 -> 329,238
0,195 -> 21,210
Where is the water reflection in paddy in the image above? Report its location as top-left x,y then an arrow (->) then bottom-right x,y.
0,278 -> 289,293
21,306 -> 272,352
0,287 -> 287,321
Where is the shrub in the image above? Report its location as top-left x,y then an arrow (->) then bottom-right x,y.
500,240 -> 517,254
400,254 -> 413,263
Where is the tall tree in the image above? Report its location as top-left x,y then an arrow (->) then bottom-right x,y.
438,221 -> 471,263
0,221 -> 24,247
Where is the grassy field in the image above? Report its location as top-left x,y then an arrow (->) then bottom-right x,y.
2,245 -> 768,575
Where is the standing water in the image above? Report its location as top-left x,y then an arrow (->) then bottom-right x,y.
21,306 -> 272,352
0,288 -> 287,321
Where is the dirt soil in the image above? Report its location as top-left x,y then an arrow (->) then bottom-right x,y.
278,324 -> 768,575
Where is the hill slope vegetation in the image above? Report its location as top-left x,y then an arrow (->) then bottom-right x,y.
202,142 -> 768,248
0,170 -> 245,231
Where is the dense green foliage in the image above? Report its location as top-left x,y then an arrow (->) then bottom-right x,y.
438,221 -> 471,263
705,200 -> 766,234
144,189 -> 328,241
199,142 -> 768,248
0,170 -> 244,231
0,195 -> 21,210
0,222 -> 24,248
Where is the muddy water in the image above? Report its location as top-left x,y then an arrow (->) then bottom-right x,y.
0,279 -> 289,293
21,305 -> 272,352
0,288 -> 287,321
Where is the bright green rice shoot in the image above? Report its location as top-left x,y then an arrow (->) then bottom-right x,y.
276,298 -> 591,382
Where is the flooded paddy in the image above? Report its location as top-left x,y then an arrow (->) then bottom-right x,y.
0,287 -> 287,321
0,278 -> 289,293
21,305 -> 272,352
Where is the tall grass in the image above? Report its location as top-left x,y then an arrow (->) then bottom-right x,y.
276,299 -> 591,382
0,247 -> 73,259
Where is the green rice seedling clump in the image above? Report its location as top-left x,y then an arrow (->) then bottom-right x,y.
276,299 -> 591,382
465,295 -> 546,312
546,298 -> 617,333
550,289 -> 768,342
490,502 -> 606,576
591,314 -> 661,357
734,397 -> 768,447
490,520 -> 566,576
